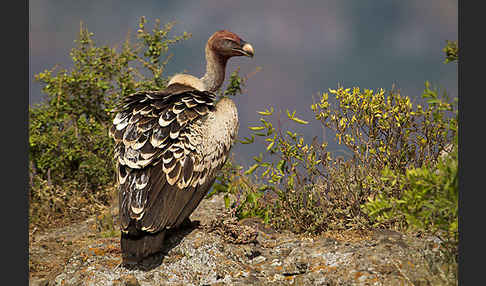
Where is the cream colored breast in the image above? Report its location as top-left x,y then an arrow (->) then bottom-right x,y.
191,97 -> 239,170
206,97 -> 239,147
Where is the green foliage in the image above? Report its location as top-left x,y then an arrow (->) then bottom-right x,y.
443,40 -> 458,64
363,143 -> 458,239
238,106 -> 375,233
29,107 -> 114,189
210,159 -> 271,222
223,68 -> 244,96
29,17 -> 191,229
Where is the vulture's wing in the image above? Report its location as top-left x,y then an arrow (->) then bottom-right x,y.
109,83 -> 218,235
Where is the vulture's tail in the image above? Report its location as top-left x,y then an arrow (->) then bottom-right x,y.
121,230 -> 166,265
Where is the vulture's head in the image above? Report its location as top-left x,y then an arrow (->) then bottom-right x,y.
208,30 -> 254,59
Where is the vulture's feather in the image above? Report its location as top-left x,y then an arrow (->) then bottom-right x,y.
111,29 -> 253,265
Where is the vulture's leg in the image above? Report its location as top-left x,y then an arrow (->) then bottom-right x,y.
121,230 -> 166,266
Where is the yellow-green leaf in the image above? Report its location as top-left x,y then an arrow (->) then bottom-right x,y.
266,141 -> 275,151
249,126 -> 265,131
258,109 -> 273,116
245,163 -> 259,175
291,116 -> 309,125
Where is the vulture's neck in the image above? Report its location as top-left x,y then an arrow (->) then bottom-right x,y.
200,45 -> 228,93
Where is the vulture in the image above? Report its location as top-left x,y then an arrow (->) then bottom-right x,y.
109,30 -> 254,265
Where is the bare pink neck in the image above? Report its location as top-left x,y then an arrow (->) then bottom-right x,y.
200,45 -> 228,92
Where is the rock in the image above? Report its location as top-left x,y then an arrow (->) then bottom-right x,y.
30,193 -> 456,285
121,274 -> 140,286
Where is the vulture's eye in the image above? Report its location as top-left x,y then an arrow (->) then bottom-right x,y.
223,38 -> 237,47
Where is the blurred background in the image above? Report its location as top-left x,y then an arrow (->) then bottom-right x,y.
29,0 -> 458,166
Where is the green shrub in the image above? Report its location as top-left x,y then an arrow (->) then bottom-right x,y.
363,140 -> 458,241
218,82 -> 457,234
29,108 -> 114,190
29,17 -> 191,229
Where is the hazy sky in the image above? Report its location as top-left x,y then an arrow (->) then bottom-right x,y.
29,0 -> 458,165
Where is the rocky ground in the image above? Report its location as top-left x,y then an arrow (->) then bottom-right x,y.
29,193 -> 456,286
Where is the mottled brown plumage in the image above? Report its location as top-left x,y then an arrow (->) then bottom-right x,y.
110,30 -> 254,265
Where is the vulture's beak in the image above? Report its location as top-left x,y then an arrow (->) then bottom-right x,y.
240,41 -> 254,58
